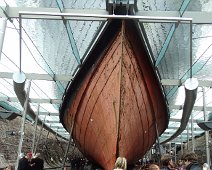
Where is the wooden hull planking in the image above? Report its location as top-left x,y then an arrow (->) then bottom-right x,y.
60,20 -> 168,170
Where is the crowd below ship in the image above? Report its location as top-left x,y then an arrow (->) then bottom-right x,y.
65,151 -> 211,170
112,152 -> 210,170
1,151 -> 211,170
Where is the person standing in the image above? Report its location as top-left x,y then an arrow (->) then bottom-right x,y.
182,152 -> 201,170
160,154 -> 175,170
31,153 -> 44,170
114,157 -> 127,170
17,152 -> 33,170
149,164 -> 160,170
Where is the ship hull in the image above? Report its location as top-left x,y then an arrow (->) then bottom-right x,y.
60,20 -> 168,169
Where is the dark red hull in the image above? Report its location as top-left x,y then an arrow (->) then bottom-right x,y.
60,20 -> 168,169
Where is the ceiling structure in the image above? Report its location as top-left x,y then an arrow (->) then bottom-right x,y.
0,0 -> 212,149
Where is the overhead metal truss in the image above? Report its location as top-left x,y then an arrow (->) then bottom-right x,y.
0,6 -> 211,24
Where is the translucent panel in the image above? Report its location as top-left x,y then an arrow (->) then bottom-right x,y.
29,80 -> 64,99
193,112 -> 204,120
188,0 -> 212,11
39,103 -> 59,113
45,122 -> 62,127
15,1 -> 35,7
205,88 -> 212,107
21,19 -> 71,75
0,0 -> 16,7
62,0 -> 106,9
69,20 -> 103,60
173,86 -> 185,105
39,115 -> 59,122
170,110 -> 183,119
1,20 -> 20,72
16,0 -> 106,9
158,24 -> 190,80
0,78 -> 15,97
0,101 -> 23,112
142,22 -> 171,61
137,0 -> 183,11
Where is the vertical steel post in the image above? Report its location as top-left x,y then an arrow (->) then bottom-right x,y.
191,113 -> 195,152
189,20 -> 192,78
187,125 -> 189,150
61,106 -> 77,169
174,140 -> 176,163
34,115 -> 46,154
15,81 -> 31,170
203,87 -> 211,167
19,13 -> 22,72
0,18 -> 7,60
181,134 -> 183,155
155,123 -> 161,158
61,134 -> 72,170
32,104 -> 39,153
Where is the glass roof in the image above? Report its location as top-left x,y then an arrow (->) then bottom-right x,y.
0,0 -> 212,144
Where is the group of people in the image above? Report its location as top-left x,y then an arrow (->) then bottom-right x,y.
17,152 -> 44,170
114,152 -> 210,170
159,152 -> 202,170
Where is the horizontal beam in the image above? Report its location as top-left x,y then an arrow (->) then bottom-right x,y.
1,7 -> 211,23
19,11 -> 192,22
136,11 -> 212,24
49,126 -> 64,129
0,110 -> 59,116
0,96 -> 62,104
161,79 -> 212,87
163,131 -> 201,135
1,6 -> 192,22
0,72 -> 73,81
52,128 -> 67,132
38,111 -> 58,116
45,120 -> 60,123
159,136 -> 188,143
0,6 -> 108,20
169,105 -> 212,112
167,126 -> 202,131
169,118 -> 199,123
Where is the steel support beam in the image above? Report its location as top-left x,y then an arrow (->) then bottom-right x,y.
15,81 -> 31,170
0,96 -> 62,104
0,6 -> 108,19
168,126 -> 202,131
56,0 -> 81,65
159,136 -> 188,143
0,18 -> 7,61
155,0 -> 191,67
0,72 -> 73,81
163,131 -> 201,135
179,0 -> 191,17
169,105 -> 212,112
50,126 -> 64,129
0,7 -> 211,23
169,118 -> 199,123
161,79 -> 212,87
203,87 -> 211,167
